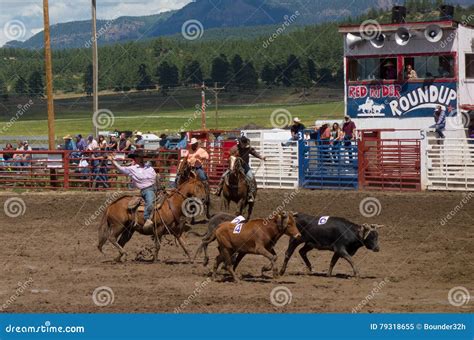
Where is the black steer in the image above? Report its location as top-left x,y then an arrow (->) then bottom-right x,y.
280,213 -> 381,277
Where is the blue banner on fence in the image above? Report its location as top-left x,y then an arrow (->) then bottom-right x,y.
347,82 -> 457,118
0,313 -> 472,339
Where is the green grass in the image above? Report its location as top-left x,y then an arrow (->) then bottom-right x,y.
0,101 -> 345,137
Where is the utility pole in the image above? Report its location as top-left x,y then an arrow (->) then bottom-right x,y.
201,82 -> 206,130
209,82 -> 225,130
43,0 -> 55,150
91,0 -> 99,136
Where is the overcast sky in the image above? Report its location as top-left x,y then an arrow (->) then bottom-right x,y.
0,0 -> 191,46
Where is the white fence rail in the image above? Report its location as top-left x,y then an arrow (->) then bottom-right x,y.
242,129 -> 299,189
425,136 -> 474,191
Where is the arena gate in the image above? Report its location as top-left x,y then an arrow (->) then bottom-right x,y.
299,138 -> 359,190
424,134 -> 474,191
358,130 -> 421,191
243,130 -> 299,189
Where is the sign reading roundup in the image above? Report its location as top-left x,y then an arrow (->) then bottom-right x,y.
346,82 -> 457,118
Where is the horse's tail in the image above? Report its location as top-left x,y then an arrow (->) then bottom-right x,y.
97,206 -> 110,253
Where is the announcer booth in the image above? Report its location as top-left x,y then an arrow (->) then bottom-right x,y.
338,5 -> 474,139
339,6 -> 474,191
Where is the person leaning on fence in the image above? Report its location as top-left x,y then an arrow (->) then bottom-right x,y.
175,131 -> 188,150
433,105 -> 446,139
109,153 -> 158,230
13,141 -> 32,169
159,134 -> 171,149
134,131 -> 145,150
1,143 -> 14,171
330,122 -> 344,163
118,133 -> 132,152
215,136 -> 266,203
107,135 -> 118,151
342,115 -> 356,159
291,117 -> 305,140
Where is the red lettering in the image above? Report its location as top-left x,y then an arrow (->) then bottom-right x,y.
348,86 -> 368,98
360,87 -> 367,98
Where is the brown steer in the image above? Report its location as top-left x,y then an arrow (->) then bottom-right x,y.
212,211 -> 301,282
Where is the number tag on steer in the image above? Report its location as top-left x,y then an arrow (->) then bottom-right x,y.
318,216 -> 330,225
233,223 -> 243,234
232,215 -> 246,234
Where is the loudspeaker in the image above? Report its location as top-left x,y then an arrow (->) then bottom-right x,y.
346,33 -> 364,49
370,34 -> 385,48
395,27 -> 411,46
424,25 -> 443,43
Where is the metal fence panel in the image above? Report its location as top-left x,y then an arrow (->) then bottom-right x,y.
300,140 -> 358,190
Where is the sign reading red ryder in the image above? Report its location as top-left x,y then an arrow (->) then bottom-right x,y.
347,82 -> 457,118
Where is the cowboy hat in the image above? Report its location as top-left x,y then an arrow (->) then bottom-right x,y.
293,117 -> 301,123
189,137 -> 199,144
63,134 -> 72,140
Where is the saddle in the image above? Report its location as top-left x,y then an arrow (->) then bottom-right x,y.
127,192 -> 168,227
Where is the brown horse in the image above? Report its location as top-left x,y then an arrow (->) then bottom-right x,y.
222,156 -> 255,219
97,178 -> 207,262
176,158 -> 211,219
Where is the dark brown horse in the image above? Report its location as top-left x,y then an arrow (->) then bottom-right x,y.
222,156 -> 255,219
98,178 -> 207,262
176,158 -> 211,219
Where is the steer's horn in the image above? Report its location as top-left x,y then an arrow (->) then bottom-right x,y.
360,223 -> 372,240
371,224 -> 384,229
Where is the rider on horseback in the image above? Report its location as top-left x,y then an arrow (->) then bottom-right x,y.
175,138 -> 209,184
109,153 -> 157,230
216,136 -> 266,202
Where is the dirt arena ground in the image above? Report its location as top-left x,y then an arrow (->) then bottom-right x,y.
0,189 -> 472,313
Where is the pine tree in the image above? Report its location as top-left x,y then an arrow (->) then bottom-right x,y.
14,76 -> 28,96
182,60 -> 203,85
260,63 -> 275,86
28,71 -> 44,97
240,61 -> 258,90
231,54 -> 244,89
84,64 -> 93,96
136,63 -> 155,91
211,54 -> 231,86
0,78 -> 8,101
156,61 -> 179,94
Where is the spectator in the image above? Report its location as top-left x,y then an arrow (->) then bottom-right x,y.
107,135 -> 118,151
309,125 -> 320,141
98,135 -> 107,151
134,131 -> 145,150
75,134 -> 87,151
383,61 -> 397,80
1,143 -> 14,170
2,143 -> 14,161
86,135 -> 99,151
342,115 -> 357,159
176,131 -> 188,149
117,132 -> 131,152
13,141 -> 32,169
433,105 -> 446,139
62,135 -> 76,151
290,117 -> 305,141
159,134 -> 170,149
319,124 -> 331,163
406,64 -> 418,79
330,122 -> 344,163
